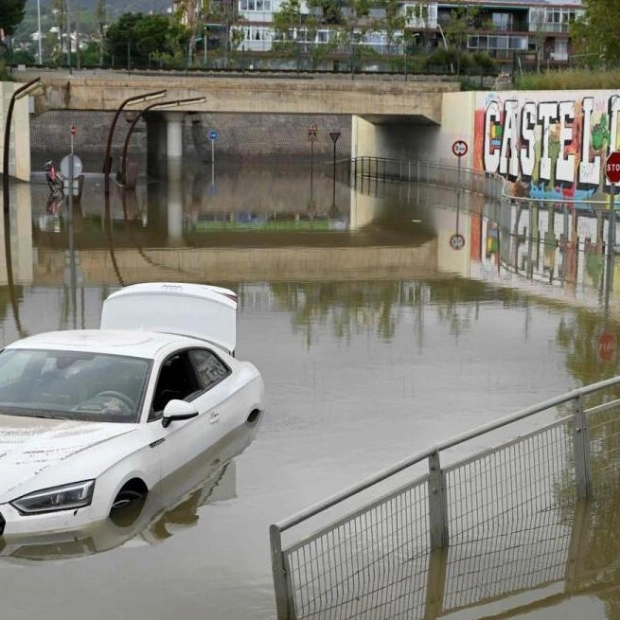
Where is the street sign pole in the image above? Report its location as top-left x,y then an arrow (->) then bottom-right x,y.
68,125 -> 77,322
456,154 -> 462,233
208,129 -> 219,187
211,140 -> 215,185
604,151 -> 620,302
451,139 -> 468,240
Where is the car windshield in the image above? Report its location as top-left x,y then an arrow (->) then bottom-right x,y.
0,348 -> 151,423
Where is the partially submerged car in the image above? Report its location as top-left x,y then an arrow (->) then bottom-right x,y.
0,283 -> 264,538
0,421 -> 261,562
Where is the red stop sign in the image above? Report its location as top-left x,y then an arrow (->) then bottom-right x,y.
606,151 -> 620,183
598,332 -> 617,361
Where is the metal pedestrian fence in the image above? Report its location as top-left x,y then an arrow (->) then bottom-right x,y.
270,376 -> 620,619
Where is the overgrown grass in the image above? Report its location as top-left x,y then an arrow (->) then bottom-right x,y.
514,68 -> 620,90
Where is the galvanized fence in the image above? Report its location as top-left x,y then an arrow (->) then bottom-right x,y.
270,377 -> 620,619
346,156 -> 504,205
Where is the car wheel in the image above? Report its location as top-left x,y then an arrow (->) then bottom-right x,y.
109,482 -> 147,527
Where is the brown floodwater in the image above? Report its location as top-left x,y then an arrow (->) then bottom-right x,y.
1,162 -> 620,619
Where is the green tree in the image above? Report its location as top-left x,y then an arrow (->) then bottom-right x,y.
96,0 -> 106,66
375,0 -> 406,56
443,0 -> 479,75
272,0 -> 319,69
106,12 -> 190,69
0,0 -> 26,37
571,0 -> 620,68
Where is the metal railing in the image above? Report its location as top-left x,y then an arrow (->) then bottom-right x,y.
343,156 -> 505,209
270,376 -> 620,619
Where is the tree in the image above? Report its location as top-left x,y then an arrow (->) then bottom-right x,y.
571,0 -> 620,68
443,0 -> 479,75
0,0 -> 26,37
96,0 -> 106,66
105,12 -> 190,69
272,0 -> 305,66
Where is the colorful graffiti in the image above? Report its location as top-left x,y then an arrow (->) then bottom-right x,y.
474,91 -> 620,202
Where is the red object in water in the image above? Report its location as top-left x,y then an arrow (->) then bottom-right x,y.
598,332 -> 617,361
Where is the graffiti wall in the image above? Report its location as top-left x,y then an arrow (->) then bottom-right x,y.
473,90 -> 620,203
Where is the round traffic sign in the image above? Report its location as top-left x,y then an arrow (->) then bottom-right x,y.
452,140 -> 468,158
606,151 -> 620,183
208,129 -> 219,141
60,154 -> 83,178
449,233 -> 465,250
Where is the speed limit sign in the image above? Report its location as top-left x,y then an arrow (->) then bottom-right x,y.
450,233 -> 465,250
452,140 -> 468,158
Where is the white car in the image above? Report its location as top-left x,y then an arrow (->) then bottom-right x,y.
0,283 -> 265,538
0,422 -> 262,562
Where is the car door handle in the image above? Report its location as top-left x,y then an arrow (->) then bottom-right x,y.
209,412 -> 220,424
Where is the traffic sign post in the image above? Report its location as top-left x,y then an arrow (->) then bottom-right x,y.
208,129 -> 219,185
452,139 -> 468,241
605,152 -> 620,257
307,124 -> 318,203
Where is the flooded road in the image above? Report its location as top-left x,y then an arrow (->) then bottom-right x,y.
1,162 -> 620,619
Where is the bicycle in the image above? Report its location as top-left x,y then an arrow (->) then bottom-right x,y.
45,160 -> 65,199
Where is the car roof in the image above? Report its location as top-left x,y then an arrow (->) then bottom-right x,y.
4,329 -> 201,359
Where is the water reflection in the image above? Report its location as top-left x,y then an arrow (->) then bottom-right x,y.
0,419 -> 262,563
4,163 -> 620,619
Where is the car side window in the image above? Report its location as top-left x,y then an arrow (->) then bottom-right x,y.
150,351 -> 201,420
189,349 -> 231,391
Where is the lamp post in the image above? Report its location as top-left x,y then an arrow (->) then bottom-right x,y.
203,23 -> 207,67
120,96 -> 205,186
36,0 -> 42,64
103,89 -> 167,196
3,78 -> 41,215
329,131 -> 341,207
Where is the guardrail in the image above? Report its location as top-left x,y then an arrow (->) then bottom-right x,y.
270,376 -> 620,619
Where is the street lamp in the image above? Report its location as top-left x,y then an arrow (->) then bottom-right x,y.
36,0 -> 42,64
103,89 -> 167,195
120,96 -> 206,187
3,78 -> 41,215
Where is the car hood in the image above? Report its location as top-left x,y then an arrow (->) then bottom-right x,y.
0,414 -> 136,500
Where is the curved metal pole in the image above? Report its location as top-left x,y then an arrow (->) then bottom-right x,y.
3,78 -> 40,215
3,208 -> 27,337
119,102 -> 161,186
102,89 -> 166,196
120,96 -> 205,186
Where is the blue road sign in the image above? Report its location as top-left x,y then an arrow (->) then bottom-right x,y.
208,129 -> 219,141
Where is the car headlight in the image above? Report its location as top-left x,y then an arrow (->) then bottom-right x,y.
10,480 -> 95,515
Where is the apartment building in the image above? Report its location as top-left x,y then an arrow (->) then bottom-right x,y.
199,0 -> 584,68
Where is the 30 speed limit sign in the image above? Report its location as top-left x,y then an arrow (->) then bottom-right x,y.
450,233 -> 465,250
452,140 -> 468,158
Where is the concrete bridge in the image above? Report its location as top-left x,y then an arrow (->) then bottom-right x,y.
4,70 -> 460,182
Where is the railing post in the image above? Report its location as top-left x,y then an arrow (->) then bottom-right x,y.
270,524 -> 296,620
428,451 -> 449,550
572,393 -> 592,500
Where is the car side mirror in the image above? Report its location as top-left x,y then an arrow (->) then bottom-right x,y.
162,399 -> 199,428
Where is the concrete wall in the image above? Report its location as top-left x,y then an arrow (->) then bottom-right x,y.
0,82 -> 33,182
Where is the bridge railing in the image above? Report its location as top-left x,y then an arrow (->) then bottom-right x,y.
269,376 -> 620,619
